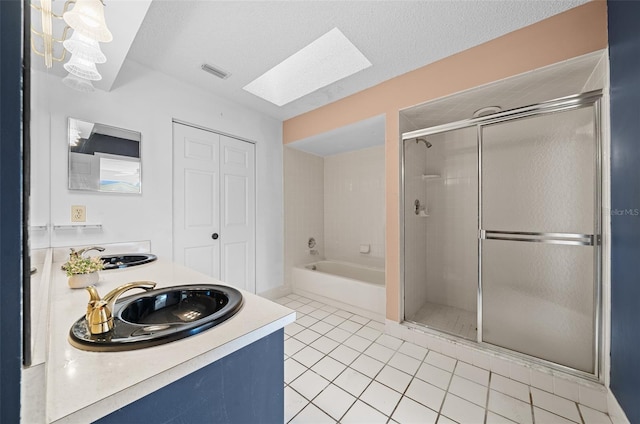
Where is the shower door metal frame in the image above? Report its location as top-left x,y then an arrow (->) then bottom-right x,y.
400,90 -> 603,381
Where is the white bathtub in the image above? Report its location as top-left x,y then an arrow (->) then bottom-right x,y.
292,260 -> 386,318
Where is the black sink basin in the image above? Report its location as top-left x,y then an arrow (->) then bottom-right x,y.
100,253 -> 157,269
69,284 -> 243,351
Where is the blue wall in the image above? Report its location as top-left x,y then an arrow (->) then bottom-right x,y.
609,1 -> 640,423
0,0 -> 25,422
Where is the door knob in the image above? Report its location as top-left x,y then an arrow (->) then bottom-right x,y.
212,233 -> 219,240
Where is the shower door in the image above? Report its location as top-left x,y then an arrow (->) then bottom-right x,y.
480,105 -> 600,374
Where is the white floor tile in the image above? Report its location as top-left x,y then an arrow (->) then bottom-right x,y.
509,363 -> 531,385
334,309 -> 353,319
449,375 -> 488,407
285,322 -> 305,337
287,294 -> 302,301
490,373 -> 530,403
284,337 -> 306,357
334,367 -> 372,397
309,309 -> 331,320
341,400 -> 388,424
398,341 -> 429,361
350,315 -> 370,325
295,296 -> 313,304
366,320 -> 386,332
553,377 -> 580,402
310,336 -> 340,354
350,354 -> 385,378
364,342 -> 395,363
579,384 -> 608,412
285,386 -> 309,422
290,402 -> 336,424
441,393 -> 486,424
375,365 -> 412,393
344,334 -> 373,352
308,301 -> 325,308
296,304 -> 316,315
323,314 -> 346,326
388,351 -> 422,375
296,315 -> 319,328
405,378 -> 446,411
415,362 -> 453,390
356,325 -> 382,341
391,397 -> 438,424
309,320 -> 334,335
339,319 -> 363,333
312,383 -> 356,421
437,415 -> 459,424
293,346 -> 325,368
531,387 -> 581,422
491,356 -> 512,378
311,356 -> 347,381
285,300 -> 304,309
376,334 -> 404,350
455,361 -> 490,386
486,411 -> 517,424
534,406 -> 578,424
530,369 -> 554,392
488,389 -> 533,424
290,369 -> 330,401
285,358 -> 307,384
294,328 -> 322,345
425,351 -> 457,372
325,327 -> 351,343
579,404 -> 613,424
320,304 -> 339,313
360,381 -> 402,416
328,344 -> 360,366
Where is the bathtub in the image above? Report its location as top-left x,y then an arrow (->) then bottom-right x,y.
292,260 -> 386,319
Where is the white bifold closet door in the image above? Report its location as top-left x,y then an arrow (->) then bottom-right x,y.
173,122 -> 256,293
480,106 -> 597,374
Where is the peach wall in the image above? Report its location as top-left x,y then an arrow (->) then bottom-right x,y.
283,1 -> 608,321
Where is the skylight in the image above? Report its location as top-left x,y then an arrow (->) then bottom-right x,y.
243,28 -> 372,106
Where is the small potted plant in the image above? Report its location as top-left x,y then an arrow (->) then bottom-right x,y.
64,255 -> 104,289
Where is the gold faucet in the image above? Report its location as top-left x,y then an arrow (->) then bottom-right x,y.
85,281 -> 157,335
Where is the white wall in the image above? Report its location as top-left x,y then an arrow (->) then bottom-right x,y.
324,146 -> 385,267
30,60 -> 284,294
283,147 -> 324,287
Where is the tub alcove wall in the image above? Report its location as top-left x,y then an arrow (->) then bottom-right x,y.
284,115 -> 387,319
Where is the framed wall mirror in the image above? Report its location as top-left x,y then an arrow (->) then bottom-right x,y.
68,118 -> 142,194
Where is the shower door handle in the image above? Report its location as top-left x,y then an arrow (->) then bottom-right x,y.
480,230 -> 595,246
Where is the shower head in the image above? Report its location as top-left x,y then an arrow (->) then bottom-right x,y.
416,138 -> 432,148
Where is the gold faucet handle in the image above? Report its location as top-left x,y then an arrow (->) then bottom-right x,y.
84,282 -> 157,335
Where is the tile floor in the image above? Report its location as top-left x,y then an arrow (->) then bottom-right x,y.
406,301 -> 477,341
276,294 -> 612,424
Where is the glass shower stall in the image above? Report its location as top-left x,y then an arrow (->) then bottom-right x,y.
402,91 -> 602,377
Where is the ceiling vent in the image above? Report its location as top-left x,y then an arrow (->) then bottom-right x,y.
201,63 -> 231,80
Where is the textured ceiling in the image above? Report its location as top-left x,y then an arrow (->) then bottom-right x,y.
126,0 -> 589,121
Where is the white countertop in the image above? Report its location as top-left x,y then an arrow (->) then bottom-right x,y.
45,257 -> 295,423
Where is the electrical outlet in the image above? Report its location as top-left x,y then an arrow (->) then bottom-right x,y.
71,205 -> 86,222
